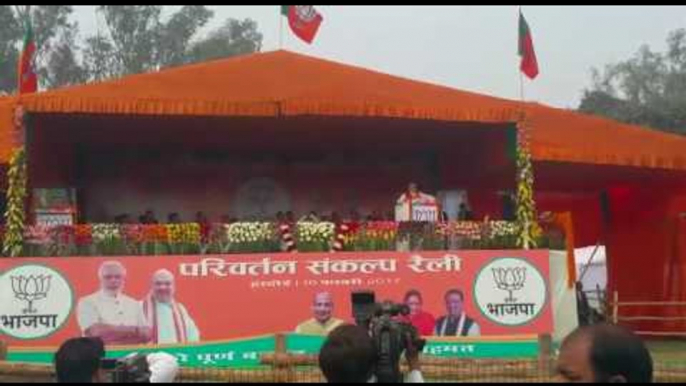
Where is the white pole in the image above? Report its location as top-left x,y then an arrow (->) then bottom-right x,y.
279,7 -> 284,50
518,6 -> 524,102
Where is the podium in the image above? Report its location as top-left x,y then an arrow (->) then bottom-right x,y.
394,202 -> 440,222
33,188 -> 77,226
394,193 -> 440,251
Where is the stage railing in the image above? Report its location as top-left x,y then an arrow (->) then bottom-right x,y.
611,291 -> 686,338
2,356 -> 686,383
11,220 -> 555,258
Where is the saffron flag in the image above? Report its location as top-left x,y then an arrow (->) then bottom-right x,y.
518,10 -> 539,80
281,5 -> 323,44
18,13 -> 38,94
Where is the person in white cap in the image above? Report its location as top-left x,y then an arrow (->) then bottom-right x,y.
147,352 -> 180,383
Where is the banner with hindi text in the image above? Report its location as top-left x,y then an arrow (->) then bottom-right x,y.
0,250 -> 553,356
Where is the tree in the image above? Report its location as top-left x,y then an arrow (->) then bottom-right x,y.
0,6 -> 21,93
81,35 -> 118,83
157,5 -> 214,68
42,23 -> 86,89
84,6 -> 262,77
84,5 -> 218,77
0,5 -> 78,93
580,29 -> 686,135
94,5 -> 164,76
188,18 -> 263,65
0,6 -> 264,92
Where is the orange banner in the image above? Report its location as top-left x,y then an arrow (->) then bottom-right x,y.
0,250 -> 553,348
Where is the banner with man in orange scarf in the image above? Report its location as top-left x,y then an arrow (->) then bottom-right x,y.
142,269 -> 200,344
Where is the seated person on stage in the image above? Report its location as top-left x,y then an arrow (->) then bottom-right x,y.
115,214 -> 133,224
195,211 -> 209,224
295,292 -> 345,336
300,211 -> 320,222
457,203 -> 474,221
330,211 -> 341,224
435,289 -> 481,337
348,210 -> 361,223
195,211 -> 211,241
167,212 -> 181,224
143,210 -> 159,224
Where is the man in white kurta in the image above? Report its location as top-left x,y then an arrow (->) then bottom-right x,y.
77,261 -> 151,345
142,269 -> 200,345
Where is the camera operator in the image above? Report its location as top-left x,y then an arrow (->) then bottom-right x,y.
54,337 -> 180,383
319,324 -> 424,383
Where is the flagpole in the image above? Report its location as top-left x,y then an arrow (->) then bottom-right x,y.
520,71 -> 526,102
518,5 -> 524,102
279,7 -> 284,50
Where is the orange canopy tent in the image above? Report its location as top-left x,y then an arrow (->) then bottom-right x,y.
0,50 -> 685,331
0,50 -> 685,170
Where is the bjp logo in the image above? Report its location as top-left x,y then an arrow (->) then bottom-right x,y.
11,275 -> 52,314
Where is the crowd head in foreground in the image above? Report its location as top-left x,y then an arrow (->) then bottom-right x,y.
317,323 -> 653,383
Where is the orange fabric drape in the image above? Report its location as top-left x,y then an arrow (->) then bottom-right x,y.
0,50 -> 685,169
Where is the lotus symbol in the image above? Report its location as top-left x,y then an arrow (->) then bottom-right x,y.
492,267 -> 526,303
10,275 -> 52,314
295,6 -> 317,22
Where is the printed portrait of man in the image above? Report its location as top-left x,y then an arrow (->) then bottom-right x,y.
76,261 -> 151,345
142,269 -> 200,344
295,292 -> 345,336
434,288 -> 481,337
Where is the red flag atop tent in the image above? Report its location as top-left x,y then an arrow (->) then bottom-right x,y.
518,10 -> 539,80
18,11 -> 38,94
281,5 -> 323,44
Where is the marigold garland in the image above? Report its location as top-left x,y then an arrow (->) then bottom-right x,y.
3,147 -> 27,257
515,118 -> 542,249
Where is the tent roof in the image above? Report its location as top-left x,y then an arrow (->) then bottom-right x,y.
1,50 -> 685,170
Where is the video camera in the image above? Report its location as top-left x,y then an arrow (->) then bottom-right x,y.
351,291 -> 426,383
101,353 -> 151,383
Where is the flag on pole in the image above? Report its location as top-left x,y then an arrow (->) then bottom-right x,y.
18,10 -> 38,94
281,5 -> 323,44
518,10 -> 539,80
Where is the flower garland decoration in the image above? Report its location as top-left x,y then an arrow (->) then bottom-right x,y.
278,222 -> 296,252
23,224 -> 51,245
356,221 -> 397,251
365,221 -> 398,242
49,225 -> 74,247
487,221 -> 519,238
167,223 -> 201,244
92,224 -> 121,243
142,225 -> 168,243
436,221 -> 482,240
121,224 -> 144,244
226,222 -> 274,244
332,222 -> 357,252
3,147 -> 27,257
515,117 -> 542,249
296,221 -> 334,252
74,225 -> 93,246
